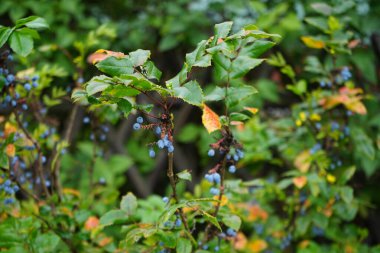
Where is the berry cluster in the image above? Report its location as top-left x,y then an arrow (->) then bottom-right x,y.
0,176 -> 19,205
132,114 -> 175,158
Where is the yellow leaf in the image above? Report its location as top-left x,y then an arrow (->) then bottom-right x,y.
4,123 -> 17,137
299,112 -> 307,121
293,176 -> 308,189
234,232 -> 247,250
213,195 -> 228,206
301,36 -> 325,49
63,188 -> 81,197
244,107 -> 259,115
248,239 -> 268,253
294,151 -> 311,173
6,144 -> 15,157
310,113 -> 321,121
202,104 -> 221,133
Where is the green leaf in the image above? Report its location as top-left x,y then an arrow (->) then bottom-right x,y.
286,80 -> 307,96
311,3 -> 333,16
9,30 -> 33,57
143,61 -> 162,81
213,53 -> 231,81
296,216 -> 311,235
16,16 -> 49,29
173,80 -> 203,106
340,186 -> 354,203
176,238 -> 192,253
339,166 -> 355,184
120,192 -> 138,216
71,89 -> 88,103
352,127 -> 375,160
199,210 -> 222,231
230,112 -> 250,121
129,49 -> 151,67
117,98 -> 133,115
177,170 -> 192,181
222,214 -> 241,230
214,21 -> 233,39
204,86 -> 225,102
304,17 -> 328,32
96,56 -> 134,76
240,40 -> 275,58
186,40 -> 211,68
231,56 -> 263,79
85,75 -> 113,96
156,231 -> 177,248
226,84 -> 258,107
34,233 -> 60,253
100,210 -> 128,226
0,27 -> 13,48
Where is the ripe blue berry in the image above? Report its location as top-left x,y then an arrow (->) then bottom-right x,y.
202,245 -> 209,250
22,104 -> 28,110
157,140 -> 165,149
168,144 -> 174,153
226,228 -> 237,237
32,81 -> 38,88
149,149 -> 156,158
11,100 -> 17,107
133,123 -> 141,130
236,149 -> 244,159
136,116 -> 144,124
6,74 -> 15,83
175,218 -> 182,227
210,187 -> 220,195
5,95 -> 11,103
233,154 -> 239,161
32,75 -> 39,82
204,174 -> 213,183
228,165 -> 236,173
83,117 -> 90,124
208,149 -> 215,157
214,246 -> 220,252
155,126 -> 161,135
212,173 -> 221,184
41,156 -> 47,164
162,196 -> 169,203
4,198 -> 15,205
24,83 -> 31,91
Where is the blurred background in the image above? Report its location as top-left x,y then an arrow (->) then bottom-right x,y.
1,0 -> 380,251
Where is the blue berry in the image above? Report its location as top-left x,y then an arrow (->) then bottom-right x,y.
228,165 -> 236,173
6,74 -> 15,83
41,156 -> 47,164
4,179 -> 11,186
202,245 -> 209,250
77,77 -> 84,84
226,154 -> 231,160
226,228 -> 237,237
24,83 -> 31,91
136,116 -> 144,124
32,82 -> 38,88
212,173 -> 221,184
319,81 -> 326,87
208,149 -> 215,157
133,123 -> 141,130
155,126 -> 161,135
4,198 -> 15,205
32,75 -> 39,82
168,144 -> 174,153
204,174 -> 213,183
157,140 -> 165,149
5,95 -> 11,103
7,54 -> 13,61
99,134 -> 106,141
175,218 -> 182,227
22,104 -> 28,110
149,149 -> 156,158
233,154 -> 239,161
162,196 -> 169,203
83,117 -> 90,124
214,246 -> 220,252
11,100 -> 17,107
210,187 -> 220,195
236,149 -> 244,159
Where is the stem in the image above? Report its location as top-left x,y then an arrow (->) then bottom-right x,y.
167,152 -> 197,246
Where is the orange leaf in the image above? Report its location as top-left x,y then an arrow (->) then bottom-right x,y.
4,123 -> 17,137
244,107 -> 259,115
84,216 -> 99,231
234,232 -> 247,250
301,36 -> 325,49
87,49 -> 126,64
248,239 -> 268,253
6,144 -> 15,157
293,176 -> 308,189
213,195 -> 228,207
202,104 -> 221,133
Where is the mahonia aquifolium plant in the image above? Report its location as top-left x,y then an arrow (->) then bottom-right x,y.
72,21 -> 280,252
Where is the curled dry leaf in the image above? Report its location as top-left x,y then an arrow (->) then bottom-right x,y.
202,104 -> 221,133
87,49 -> 126,64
